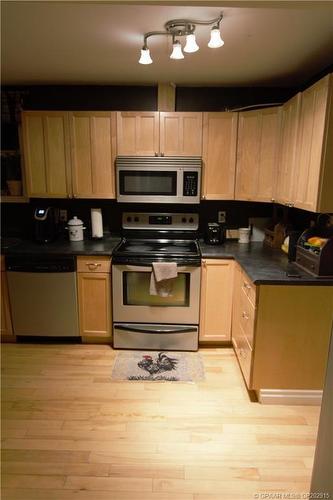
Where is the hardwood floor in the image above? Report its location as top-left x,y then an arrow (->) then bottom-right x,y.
1,344 -> 320,499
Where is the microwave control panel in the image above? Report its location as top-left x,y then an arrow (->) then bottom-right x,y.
183,172 -> 198,197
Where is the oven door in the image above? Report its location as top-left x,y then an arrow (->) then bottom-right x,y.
112,264 -> 200,324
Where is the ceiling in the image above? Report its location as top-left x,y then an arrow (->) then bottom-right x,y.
1,1 -> 333,87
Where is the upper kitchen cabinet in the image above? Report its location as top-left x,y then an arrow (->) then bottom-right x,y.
201,112 -> 238,200
235,107 -> 281,202
116,112 -> 159,156
22,111 -> 71,198
116,112 -> 202,157
274,93 -> 301,206
159,112 -> 202,156
293,74 -> 333,213
69,112 -> 116,198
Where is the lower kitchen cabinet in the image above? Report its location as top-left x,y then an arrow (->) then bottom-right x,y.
1,256 -> 14,341
77,256 -> 112,342
232,262 -> 333,397
199,259 -> 234,342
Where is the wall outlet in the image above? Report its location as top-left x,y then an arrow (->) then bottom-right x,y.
218,211 -> 226,223
59,209 -> 68,222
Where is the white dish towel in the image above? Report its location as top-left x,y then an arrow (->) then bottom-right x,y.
149,262 -> 178,297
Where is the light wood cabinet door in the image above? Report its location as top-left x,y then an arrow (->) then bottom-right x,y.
235,107 -> 281,202
22,111 -> 71,198
199,259 -> 234,342
202,112 -> 237,200
256,107 -> 281,202
235,110 -> 261,200
70,112 -> 116,198
293,74 -> 333,212
159,112 -> 203,156
1,258 -> 14,340
274,93 -> 301,205
77,269 -> 111,340
116,112 -> 159,156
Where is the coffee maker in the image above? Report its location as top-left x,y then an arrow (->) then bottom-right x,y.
34,207 -> 59,243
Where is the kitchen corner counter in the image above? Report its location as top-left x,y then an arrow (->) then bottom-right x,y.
199,240 -> 333,285
1,235 -> 121,257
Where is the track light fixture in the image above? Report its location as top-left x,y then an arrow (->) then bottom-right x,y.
138,13 -> 224,65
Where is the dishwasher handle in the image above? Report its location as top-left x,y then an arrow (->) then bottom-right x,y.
6,256 -> 76,273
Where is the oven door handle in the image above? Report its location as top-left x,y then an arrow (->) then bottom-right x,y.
123,265 -> 189,272
115,324 -> 197,334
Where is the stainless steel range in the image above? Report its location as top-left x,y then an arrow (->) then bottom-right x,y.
112,212 -> 201,351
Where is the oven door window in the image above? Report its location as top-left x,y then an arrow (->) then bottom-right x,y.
123,272 -> 189,306
119,171 -> 177,196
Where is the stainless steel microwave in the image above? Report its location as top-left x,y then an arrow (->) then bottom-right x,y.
116,156 -> 201,204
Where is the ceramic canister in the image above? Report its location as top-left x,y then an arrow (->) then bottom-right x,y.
67,216 -> 85,242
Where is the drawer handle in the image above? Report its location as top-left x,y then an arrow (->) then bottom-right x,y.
87,263 -> 102,270
242,311 -> 249,320
243,281 -> 251,290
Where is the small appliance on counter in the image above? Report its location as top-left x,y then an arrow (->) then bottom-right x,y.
34,207 -> 59,244
205,222 -> 226,245
295,215 -> 333,277
67,216 -> 86,242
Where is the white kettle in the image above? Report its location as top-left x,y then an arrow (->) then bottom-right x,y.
67,216 -> 86,242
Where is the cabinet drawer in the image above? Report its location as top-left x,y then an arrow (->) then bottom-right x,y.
232,333 -> 252,387
240,270 -> 256,306
239,288 -> 255,348
77,256 -> 111,273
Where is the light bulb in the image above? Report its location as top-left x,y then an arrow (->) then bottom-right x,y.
208,27 -> 224,48
184,33 -> 199,53
170,41 -> 184,60
138,47 -> 153,65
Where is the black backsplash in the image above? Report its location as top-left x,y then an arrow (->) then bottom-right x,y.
1,198 -> 318,242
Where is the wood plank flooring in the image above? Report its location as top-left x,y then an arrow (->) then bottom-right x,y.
1,344 -> 320,499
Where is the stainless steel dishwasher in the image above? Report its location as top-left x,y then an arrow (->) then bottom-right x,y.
6,255 -> 79,337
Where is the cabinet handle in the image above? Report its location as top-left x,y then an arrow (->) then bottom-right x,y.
87,263 -> 101,270
154,152 -> 158,157
271,198 -> 275,203
161,152 -> 164,157
243,281 -> 251,290
242,311 -> 249,320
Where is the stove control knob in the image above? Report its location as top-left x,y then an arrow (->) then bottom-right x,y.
189,217 -> 194,223
182,217 -> 187,223
127,216 -> 132,223
134,217 -> 139,222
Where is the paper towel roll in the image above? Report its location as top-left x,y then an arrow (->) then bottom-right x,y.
91,208 -> 103,239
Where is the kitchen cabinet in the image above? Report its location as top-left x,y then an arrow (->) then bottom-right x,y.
274,93 -> 301,206
1,256 -> 14,341
201,112 -> 238,200
116,111 -> 202,156
69,112 -> 116,198
232,262 -> 333,397
22,111 -> 116,199
77,256 -> 112,342
235,107 -> 281,202
22,111 -> 71,198
231,263 -> 256,386
199,259 -> 234,342
293,73 -> 333,213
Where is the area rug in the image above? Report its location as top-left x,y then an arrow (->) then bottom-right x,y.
111,351 -> 205,382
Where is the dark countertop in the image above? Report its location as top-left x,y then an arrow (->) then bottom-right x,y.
199,240 -> 333,285
2,236 -> 332,285
1,235 -> 121,257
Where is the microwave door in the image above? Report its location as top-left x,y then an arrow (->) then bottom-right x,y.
117,166 -> 178,203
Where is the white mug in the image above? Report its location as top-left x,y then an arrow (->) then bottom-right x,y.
239,227 -> 251,243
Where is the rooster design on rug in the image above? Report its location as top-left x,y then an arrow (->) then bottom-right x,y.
138,352 -> 178,375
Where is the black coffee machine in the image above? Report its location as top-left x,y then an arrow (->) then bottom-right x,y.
205,222 -> 226,245
34,207 -> 59,243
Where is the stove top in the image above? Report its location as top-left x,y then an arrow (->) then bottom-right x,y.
112,212 -> 201,266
